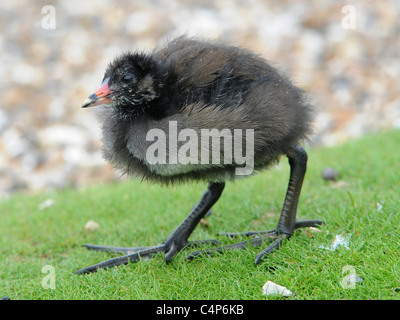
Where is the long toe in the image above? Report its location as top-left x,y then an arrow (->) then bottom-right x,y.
294,219 -> 323,230
76,239 -> 221,274
186,239 -> 222,248
75,244 -> 165,274
254,235 -> 288,265
83,244 -> 150,253
186,236 -> 267,261
217,229 -> 278,239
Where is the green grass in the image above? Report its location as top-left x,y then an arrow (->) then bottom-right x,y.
1,129 -> 399,300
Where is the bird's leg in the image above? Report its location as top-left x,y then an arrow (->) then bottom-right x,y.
252,145 -> 322,264
187,145 -> 322,264
75,182 -> 225,274
163,182 -> 225,261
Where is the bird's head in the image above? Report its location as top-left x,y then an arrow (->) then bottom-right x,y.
82,53 -> 168,118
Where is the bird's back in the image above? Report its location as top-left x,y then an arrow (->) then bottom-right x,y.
155,36 -> 281,109
154,36 -> 314,157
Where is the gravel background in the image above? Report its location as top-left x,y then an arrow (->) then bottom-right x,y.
1,0 -> 399,197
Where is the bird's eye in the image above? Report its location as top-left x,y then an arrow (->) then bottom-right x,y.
122,74 -> 135,84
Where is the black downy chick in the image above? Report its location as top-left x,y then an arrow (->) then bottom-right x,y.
77,36 -> 322,274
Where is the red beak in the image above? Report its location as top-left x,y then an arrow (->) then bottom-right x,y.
82,77 -> 114,108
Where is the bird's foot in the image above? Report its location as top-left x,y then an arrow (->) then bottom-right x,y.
75,183 -> 225,274
187,219 -> 322,265
75,239 -> 221,274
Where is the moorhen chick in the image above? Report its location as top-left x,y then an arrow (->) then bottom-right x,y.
77,36 -> 322,274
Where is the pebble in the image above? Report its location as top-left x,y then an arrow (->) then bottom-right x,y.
322,167 -> 339,181
85,220 -> 100,232
262,281 -> 293,297
38,199 -> 55,210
